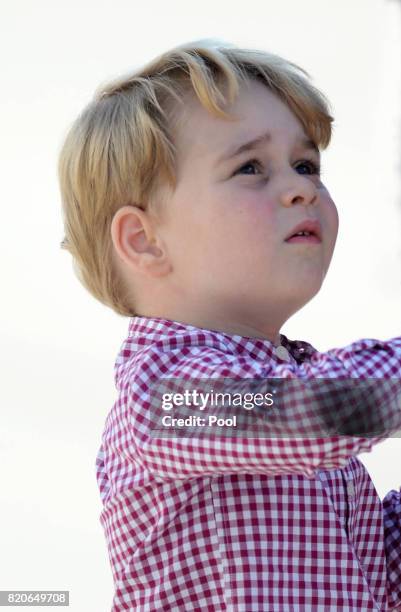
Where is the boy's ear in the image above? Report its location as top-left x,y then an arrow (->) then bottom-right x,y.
110,205 -> 172,277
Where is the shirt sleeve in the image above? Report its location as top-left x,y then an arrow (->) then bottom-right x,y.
383,486 -> 401,610
118,335 -> 401,481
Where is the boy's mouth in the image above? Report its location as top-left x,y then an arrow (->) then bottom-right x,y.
285,219 -> 322,243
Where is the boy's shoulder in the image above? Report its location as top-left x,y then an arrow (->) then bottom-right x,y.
113,315 -> 270,387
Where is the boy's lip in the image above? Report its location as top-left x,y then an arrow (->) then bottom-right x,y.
285,219 -> 322,242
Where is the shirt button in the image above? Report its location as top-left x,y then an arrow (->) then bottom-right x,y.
347,481 -> 355,498
275,345 -> 291,362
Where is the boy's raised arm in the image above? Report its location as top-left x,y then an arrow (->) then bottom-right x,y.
117,337 -> 401,481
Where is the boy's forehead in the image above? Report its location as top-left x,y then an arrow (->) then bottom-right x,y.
173,80 -> 310,165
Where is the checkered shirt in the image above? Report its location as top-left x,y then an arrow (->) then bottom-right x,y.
95,316 -> 401,611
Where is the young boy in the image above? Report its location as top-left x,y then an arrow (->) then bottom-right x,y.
58,39 -> 401,611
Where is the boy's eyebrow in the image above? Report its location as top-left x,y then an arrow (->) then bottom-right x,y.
216,130 -> 320,165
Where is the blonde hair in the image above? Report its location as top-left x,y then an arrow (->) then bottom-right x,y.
58,38 -> 334,317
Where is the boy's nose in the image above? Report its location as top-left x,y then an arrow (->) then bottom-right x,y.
279,177 -> 318,208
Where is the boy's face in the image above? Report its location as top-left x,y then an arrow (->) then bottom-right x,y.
151,78 -> 339,340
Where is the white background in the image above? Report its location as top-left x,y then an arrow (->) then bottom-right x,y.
1,0 -> 401,610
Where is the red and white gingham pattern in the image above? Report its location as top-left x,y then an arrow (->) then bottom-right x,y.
95,316 -> 401,611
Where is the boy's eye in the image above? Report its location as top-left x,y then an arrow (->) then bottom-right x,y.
233,159 -> 263,176
233,158 -> 321,177
296,160 -> 321,176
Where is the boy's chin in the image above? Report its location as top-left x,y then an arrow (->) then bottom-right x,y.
296,266 -> 327,292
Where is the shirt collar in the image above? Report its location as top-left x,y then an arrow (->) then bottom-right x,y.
126,315 -> 317,364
